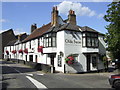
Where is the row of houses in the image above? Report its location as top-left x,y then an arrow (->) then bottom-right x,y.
0,29 -> 17,59
4,6 -> 106,73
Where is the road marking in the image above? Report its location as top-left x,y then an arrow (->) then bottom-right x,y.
26,74 -> 33,76
37,74 -> 44,76
6,64 -> 22,74
14,68 -> 22,74
26,76 -> 47,89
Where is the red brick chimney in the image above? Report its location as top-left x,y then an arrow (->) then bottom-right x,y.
68,10 -> 76,25
51,6 -> 58,26
31,23 -> 37,33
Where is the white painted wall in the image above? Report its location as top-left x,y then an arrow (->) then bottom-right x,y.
98,35 -> 106,70
56,31 -> 65,72
63,30 -> 86,73
3,30 -> 106,73
98,35 -> 106,55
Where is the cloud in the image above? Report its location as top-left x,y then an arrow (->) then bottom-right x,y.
0,19 -> 8,23
0,30 -> 6,34
14,28 -> 26,35
91,0 -> 110,2
97,13 -> 104,18
57,1 -> 96,17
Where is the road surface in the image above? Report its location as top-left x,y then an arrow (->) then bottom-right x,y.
0,59 -> 114,89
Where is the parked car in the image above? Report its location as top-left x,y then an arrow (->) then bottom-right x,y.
109,74 -> 120,89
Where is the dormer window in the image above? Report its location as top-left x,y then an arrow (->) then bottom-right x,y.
82,32 -> 98,48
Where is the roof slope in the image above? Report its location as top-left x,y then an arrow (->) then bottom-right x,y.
23,23 -> 51,42
7,40 -> 17,46
80,26 -> 98,33
22,21 -> 104,43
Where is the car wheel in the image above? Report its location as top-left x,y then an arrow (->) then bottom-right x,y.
114,80 -> 120,89
112,85 -> 114,88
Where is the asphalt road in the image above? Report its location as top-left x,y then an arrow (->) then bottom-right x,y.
1,59 -> 115,89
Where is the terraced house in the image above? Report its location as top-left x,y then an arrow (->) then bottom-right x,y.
4,6 -> 106,73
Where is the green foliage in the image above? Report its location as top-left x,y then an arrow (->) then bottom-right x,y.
103,56 -> 108,67
104,2 -> 120,60
65,54 -> 75,64
99,54 -> 108,67
65,58 -> 69,62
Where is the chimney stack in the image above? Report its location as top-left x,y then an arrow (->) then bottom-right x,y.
18,35 -> 21,41
51,6 -> 58,26
68,10 -> 76,25
31,23 -> 37,33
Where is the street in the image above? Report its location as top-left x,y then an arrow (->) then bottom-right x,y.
1,59 -> 114,89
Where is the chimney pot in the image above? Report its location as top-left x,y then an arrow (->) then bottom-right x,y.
53,7 -> 55,11
55,6 -> 57,10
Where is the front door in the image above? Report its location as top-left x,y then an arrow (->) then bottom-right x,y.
35,55 -> 38,63
50,54 -> 55,67
87,54 -> 91,71
29,55 -> 33,62
49,54 -> 56,73
25,55 -> 27,61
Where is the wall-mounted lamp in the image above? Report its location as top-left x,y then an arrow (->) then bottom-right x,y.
59,51 -> 64,57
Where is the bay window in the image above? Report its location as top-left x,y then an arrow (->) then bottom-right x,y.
82,32 -> 98,48
43,33 -> 56,47
82,37 -> 86,47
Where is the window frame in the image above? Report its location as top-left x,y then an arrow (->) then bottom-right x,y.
43,33 -> 57,48
82,32 -> 98,48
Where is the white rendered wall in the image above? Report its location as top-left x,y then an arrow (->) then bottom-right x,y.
98,35 -> 106,55
64,30 -> 86,73
55,31 -> 65,72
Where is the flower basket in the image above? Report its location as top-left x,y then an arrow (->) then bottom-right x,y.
24,48 -> 28,54
12,50 -> 17,54
18,49 -> 23,53
65,55 -> 74,64
38,46 -> 43,53
6,50 -> 9,55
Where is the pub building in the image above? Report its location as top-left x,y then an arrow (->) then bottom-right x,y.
4,6 -> 106,73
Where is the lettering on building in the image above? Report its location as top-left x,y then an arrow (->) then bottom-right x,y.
65,39 -> 81,44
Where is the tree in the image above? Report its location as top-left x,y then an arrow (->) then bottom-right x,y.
104,2 -> 120,61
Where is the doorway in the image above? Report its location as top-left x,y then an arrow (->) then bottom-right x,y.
35,55 -> 38,63
25,55 -> 27,61
87,54 -> 91,71
48,53 -> 56,73
50,54 -> 55,67
29,55 -> 33,62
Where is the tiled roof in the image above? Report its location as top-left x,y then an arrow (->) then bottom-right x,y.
6,33 -> 28,46
59,23 -> 80,31
19,33 -> 28,41
7,40 -> 17,46
80,26 -> 104,35
22,23 -> 51,42
0,29 -> 13,35
80,26 -> 99,33
22,22 -> 103,42
45,23 -> 80,34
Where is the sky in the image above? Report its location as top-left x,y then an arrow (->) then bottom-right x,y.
1,1 -> 111,35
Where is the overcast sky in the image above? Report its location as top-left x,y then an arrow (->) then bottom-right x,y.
1,1 -> 111,35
